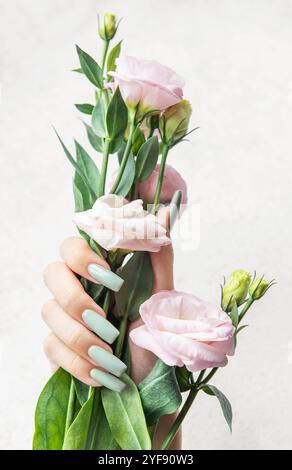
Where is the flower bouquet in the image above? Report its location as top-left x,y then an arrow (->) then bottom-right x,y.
33,13 -> 274,451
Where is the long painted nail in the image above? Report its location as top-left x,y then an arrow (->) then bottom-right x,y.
88,346 -> 127,377
88,264 -> 124,292
90,368 -> 126,392
82,309 -> 119,344
169,190 -> 182,231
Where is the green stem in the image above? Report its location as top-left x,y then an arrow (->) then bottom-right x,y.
110,118 -> 136,194
239,298 -> 254,323
99,138 -> 110,196
65,378 -> 76,434
152,143 -> 169,213
101,40 -> 110,73
200,367 -> 218,384
115,312 -> 129,359
160,387 -> 198,450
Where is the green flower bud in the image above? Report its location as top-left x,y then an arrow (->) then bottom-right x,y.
99,13 -> 117,41
159,100 -> 192,144
222,269 -> 251,311
249,277 -> 270,300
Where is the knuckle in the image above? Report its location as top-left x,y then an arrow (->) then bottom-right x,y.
69,354 -> 84,378
43,261 -> 63,283
67,326 -> 84,349
62,289 -> 83,314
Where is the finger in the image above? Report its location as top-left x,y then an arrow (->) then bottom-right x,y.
150,244 -> 174,293
151,206 -> 174,293
60,237 -> 124,292
43,333 -> 99,387
43,261 -> 105,320
42,299 -> 112,362
43,334 -> 126,392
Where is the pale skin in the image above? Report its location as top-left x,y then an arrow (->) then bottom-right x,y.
42,235 -> 181,450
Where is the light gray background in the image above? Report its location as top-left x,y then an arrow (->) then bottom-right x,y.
0,0 -> 291,450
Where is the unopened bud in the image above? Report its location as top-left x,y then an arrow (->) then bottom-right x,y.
222,269 -> 251,311
99,13 -> 117,41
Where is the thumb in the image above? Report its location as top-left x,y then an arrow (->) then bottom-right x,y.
150,206 -> 174,293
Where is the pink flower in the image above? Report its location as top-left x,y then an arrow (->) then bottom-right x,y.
130,290 -> 235,372
109,56 -> 184,113
73,195 -> 170,252
139,164 -> 188,208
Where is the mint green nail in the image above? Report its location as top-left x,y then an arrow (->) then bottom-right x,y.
82,309 -> 119,344
88,346 -> 127,377
90,368 -> 126,393
169,190 -> 182,231
88,264 -> 124,292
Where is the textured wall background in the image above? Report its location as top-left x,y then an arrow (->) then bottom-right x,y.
0,0 -> 291,449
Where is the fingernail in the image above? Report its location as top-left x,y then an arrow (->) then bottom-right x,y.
169,190 -> 182,231
82,309 -> 119,344
88,264 -> 124,292
90,368 -> 126,393
88,346 -> 127,377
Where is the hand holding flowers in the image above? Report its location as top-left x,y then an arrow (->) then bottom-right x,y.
33,12 -> 274,451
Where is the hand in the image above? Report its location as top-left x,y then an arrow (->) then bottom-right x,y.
42,233 -> 180,449
42,236 -> 127,391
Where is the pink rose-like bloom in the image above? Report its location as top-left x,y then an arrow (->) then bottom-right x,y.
109,56 -> 184,112
139,164 -> 188,207
73,194 -> 170,252
130,290 -> 235,372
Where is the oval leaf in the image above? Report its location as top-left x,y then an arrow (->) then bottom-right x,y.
200,384 -> 232,432
92,98 -> 107,138
115,251 -> 153,321
106,87 -> 128,140
107,41 -> 122,73
75,103 -> 94,115
75,140 -> 100,198
139,360 -> 182,425
102,374 -> 151,450
114,151 -> 135,197
76,45 -> 103,89
33,368 -> 71,450
84,123 -> 104,153
135,136 -> 159,181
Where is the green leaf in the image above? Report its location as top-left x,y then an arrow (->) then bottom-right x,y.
106,87 -> 128,140
107,41 -> 122,73
114,151 -> 135,197
115,252 -> 153,321
72,67 -> 83,74
75,140 -> 100,197
138,360 -> 182,425
84,123 -> 104,153
76,45 -> 103,89
73,378 -> 89,406
230,302 -> 239,327
135,136 -> 159,181
33,368 -> 71,450
175,366 -> 193,392
132,126 -> 146,156
54,130 -> 95,202
73,171 -> 92,212
236,324 -> 249,335
200,384 -> 232,432
63,389 -> 101,449
102,374 -> 151,450
92,97 -> 107,138
75,103 -> 94,115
